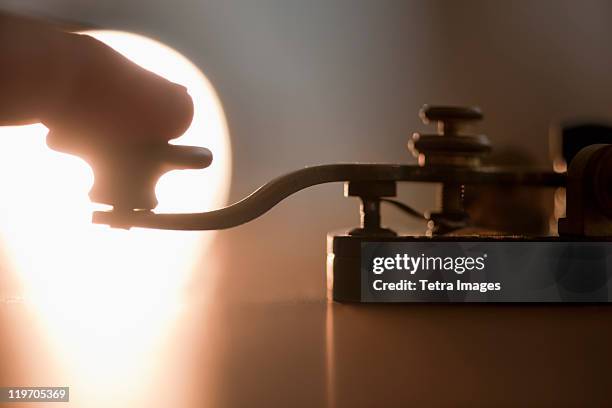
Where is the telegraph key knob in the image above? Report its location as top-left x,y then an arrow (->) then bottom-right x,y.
46,131 -> 212,212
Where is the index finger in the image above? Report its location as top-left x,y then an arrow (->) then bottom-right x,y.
0,12 -> 194,144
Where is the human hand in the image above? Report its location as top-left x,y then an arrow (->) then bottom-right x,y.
0,12 -> 194,145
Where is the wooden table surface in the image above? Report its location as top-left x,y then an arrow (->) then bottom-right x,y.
189,301 -> 612,407
3,294 -> 612,407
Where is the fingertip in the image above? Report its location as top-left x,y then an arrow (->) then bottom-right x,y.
38,30 -> 197,145
163,82 -> 195,141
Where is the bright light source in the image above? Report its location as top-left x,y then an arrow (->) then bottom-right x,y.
0,31 -> 231,407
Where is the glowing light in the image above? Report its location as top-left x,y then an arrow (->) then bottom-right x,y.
0,31 -> 231,406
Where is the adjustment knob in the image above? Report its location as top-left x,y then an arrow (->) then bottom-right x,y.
409,104 -> 491,235
419,105 -> 483,136
409,104 -> 490,167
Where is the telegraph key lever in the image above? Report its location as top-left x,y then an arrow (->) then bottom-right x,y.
76,105 -> 565,232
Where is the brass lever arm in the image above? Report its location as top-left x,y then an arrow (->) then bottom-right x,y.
93,164 -> 565,230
